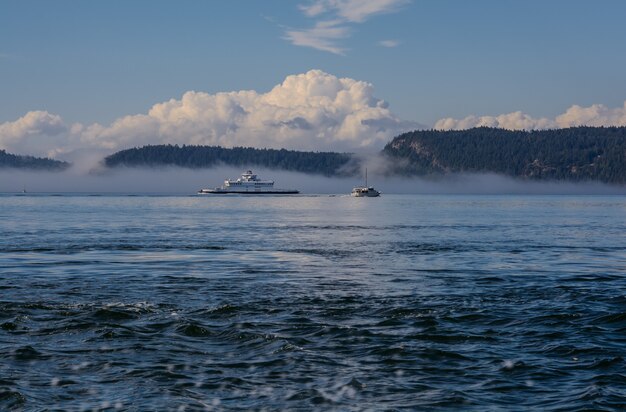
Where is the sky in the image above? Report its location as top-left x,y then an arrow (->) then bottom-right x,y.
2,0 -> 626,159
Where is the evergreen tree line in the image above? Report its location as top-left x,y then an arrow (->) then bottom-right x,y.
6,126 -> 626,182
103,145 -> 359,176
382,126 -> 626,184
0,150 -> 69,170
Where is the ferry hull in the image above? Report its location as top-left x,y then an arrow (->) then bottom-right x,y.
198,189 -> 299,194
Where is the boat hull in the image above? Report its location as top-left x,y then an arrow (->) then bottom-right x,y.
351,192 -> 380,197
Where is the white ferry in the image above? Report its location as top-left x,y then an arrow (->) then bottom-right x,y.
351,169 -> 380,197
198,170 -> 299,194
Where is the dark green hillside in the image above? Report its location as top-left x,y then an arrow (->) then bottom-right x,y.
0,150 -> 70,170
103,145 -> 359,176
383,127 -> 626,184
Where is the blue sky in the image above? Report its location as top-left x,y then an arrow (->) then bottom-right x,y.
2,0 -> 626,157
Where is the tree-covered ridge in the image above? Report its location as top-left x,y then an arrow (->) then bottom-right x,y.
0,150 -> 70,170
382,126 -> 626,184
103,145 -> 359,176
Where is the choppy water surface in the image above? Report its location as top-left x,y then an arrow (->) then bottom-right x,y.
1,194 -> 626,411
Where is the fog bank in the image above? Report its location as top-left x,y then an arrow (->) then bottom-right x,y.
1,166 -> 626,195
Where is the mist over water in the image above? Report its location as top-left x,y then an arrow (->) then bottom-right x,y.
2,165 -> 626,195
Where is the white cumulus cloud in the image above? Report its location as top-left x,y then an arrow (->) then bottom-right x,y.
434,101 -> 626,131
555,103 -> 626,127
0,70 -> 420,159
0,111 -> 69,157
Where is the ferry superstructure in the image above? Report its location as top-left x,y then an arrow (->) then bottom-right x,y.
198,170 -> 299,194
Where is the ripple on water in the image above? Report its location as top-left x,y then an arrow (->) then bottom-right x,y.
2,195 -> 626,410
0,390 -> 26,410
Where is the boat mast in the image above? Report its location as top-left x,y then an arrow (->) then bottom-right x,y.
365,168 -> 368,187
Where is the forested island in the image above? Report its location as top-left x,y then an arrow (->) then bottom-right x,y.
0,150 -> 70,171
103,145 -> 359,176
95,127 -> 626,184
383,126 -> 626,184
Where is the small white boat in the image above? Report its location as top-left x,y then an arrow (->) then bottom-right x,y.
351,169 -> 380,197
198,170 -> 299,194
351,186 -> 380,197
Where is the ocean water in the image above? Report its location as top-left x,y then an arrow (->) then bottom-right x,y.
1,194 -> 626,411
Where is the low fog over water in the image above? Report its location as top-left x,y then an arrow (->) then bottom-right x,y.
2,165 -> 626,195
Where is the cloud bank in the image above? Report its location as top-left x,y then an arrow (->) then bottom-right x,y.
0,70 -> 419,159
286,0 -> 409,54
4,68 -> 626,165
435,102 -> 626,131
